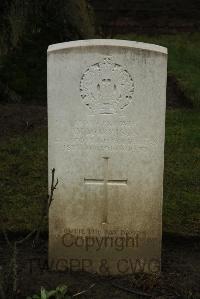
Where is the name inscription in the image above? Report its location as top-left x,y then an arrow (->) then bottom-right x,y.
62,119 -> 158,153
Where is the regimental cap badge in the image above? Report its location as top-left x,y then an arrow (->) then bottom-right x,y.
80,57 -> 134,114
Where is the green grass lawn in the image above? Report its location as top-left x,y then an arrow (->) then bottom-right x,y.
164,109 -> 200,235
117,33 -> 200,109
0,110 -> 199,235
0,129 -> 47,231
0,33 -> 199,236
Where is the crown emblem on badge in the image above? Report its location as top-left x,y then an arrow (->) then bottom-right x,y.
80,57 -> 134,114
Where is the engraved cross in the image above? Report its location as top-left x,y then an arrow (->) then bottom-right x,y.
84,157 -> 128,224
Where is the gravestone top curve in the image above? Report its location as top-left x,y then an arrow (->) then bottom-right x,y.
47,39 -> 168,55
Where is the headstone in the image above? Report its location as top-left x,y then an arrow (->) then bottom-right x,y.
48,39 -> 167,275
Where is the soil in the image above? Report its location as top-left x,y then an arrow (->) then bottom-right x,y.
0,234 -> 200,298
0,104 -> 47,141
166,75 -> 193,109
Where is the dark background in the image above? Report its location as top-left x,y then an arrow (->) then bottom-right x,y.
0,0 -> 200,104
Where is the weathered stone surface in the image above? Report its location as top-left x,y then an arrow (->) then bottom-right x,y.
48,39 -> 167,275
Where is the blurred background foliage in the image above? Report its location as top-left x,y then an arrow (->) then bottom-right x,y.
0,0 -> 199,235
0,0 -> 96,104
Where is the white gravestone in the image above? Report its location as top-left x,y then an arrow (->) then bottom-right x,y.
48,39 -> 167,275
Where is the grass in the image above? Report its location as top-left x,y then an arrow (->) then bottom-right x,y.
0,33 -> 199,236
116,33 -> 200,109
0,128 -> 47,231
164,109 -> 200,235
0,110 -> 199,235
